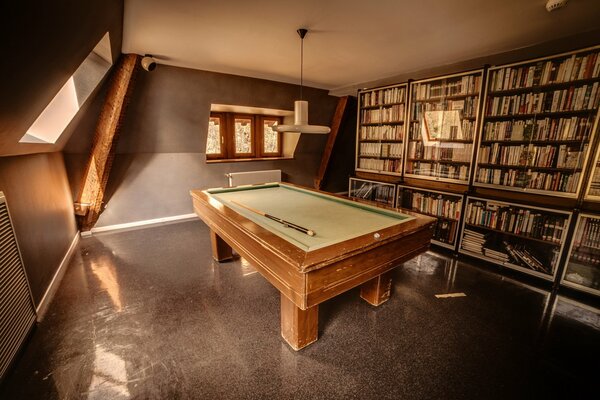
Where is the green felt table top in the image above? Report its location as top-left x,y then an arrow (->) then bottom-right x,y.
207,183 -> 413,251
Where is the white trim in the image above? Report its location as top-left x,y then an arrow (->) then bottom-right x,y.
36,232 -> 80,321
86,213 -> 197,235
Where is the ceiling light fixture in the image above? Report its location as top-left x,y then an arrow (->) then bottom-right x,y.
274,28 -> 330,134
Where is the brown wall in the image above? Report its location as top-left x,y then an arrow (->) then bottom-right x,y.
64,65 -> 353,227
0,0 -> 123,305
0,153 -> 78,304
0,0 -> 123,157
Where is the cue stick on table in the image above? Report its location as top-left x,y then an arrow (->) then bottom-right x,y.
230,201 -> 316,236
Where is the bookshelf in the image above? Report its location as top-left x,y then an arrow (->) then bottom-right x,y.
348,177 -> 396,207
561,213 -> 600,296
459,196 -> 572,281
405,70 -> 484,184
355,83 -> 408,176
396,185 -> 464,250
474,46 -> 600,198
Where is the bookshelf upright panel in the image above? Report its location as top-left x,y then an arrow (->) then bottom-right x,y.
348,177 -> 396,207
561,213 -> 600,296
396,185 -> 463,250
474,46 -> 600,198
459,196 -> 572,281
584,123 -> 600,201
405,70 -> 484,184
355,83 -> 408,176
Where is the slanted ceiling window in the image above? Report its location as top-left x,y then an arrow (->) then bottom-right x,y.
19,32 -> 113,144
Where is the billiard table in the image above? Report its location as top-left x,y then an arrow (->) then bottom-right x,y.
190,183 -> 435,350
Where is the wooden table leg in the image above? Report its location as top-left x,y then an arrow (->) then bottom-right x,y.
210,230 -> 233,262
280,293 -> 318,351
360,270 -> 394,306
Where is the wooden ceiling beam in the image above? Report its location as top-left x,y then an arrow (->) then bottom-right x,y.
314,96 -> 349,190
75,53 -> 139,231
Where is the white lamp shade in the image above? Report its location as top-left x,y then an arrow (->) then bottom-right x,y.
273,100 -> 330,134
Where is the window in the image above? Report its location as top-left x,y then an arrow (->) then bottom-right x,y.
20,32 -> 113,144
206,114 -> 224,158
206,112 -> 283,160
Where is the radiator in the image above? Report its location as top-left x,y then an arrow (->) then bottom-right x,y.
226,169 -> 282,187
0,192 -> 36,382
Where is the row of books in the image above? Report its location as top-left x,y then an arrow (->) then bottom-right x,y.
407,142 -> 473,162
481,116 -> 595,142
398,190 -> 462,220
502,241 -> 553,274
359,143 -> 403,158
411,97 -> 479,120
464,200 -> 567,243
358,158 -> 402,173
361,87 -> 406,107
359,125 -> 404,141
361,104 -> 405,124
350,183 -> 395,205
485,83 -> 600,116
569,250 -> 600,267
478,143 -> 586,169
407,161 -> 469,180
573,217 -> 600,249
588,169 -> 600,196
475,169 -> 580,193
409,120 -> 477,141
412,75 -> 481,100
488,51 -> 600,92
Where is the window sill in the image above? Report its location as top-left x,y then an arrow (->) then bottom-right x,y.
206,157 -> 294,164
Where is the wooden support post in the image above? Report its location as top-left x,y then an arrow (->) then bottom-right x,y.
280,293 -> 318,350
76,53 -> 139,231
210,230 -> 233,262
360,270 -> 394,306
314,96 -> 349,190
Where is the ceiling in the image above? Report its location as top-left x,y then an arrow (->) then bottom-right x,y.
123,0 -> 600,95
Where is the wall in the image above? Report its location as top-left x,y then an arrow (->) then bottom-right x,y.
331,29 -> 600,96
64,66 -> 345,227
0,0 -> 123,305
0,153 -> 77,304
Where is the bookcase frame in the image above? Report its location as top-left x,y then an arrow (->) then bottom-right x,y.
348,177 -> 397,207
473,45 -> 600,198
560,212 -> 600,296
396,185 -> 464,250
458,195 -> 572,281
584,129 -> 600,202
355,83 -> 409,177
404,69 -> 484,185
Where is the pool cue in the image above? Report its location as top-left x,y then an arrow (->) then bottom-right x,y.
231,201 -> 316,236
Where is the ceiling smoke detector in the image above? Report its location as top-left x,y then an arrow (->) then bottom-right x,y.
546,0 -> 569,12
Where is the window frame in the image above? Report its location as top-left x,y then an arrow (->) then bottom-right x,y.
207,112 -> 283,161
231,114 -> 256,158
257,116 -> 283,157
206,113 -> 226,160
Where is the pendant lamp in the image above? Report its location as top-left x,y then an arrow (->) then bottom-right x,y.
274,29 -> 330,134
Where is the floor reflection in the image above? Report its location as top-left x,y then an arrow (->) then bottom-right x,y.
89,254 -> 123,312
86,345 -> 130,399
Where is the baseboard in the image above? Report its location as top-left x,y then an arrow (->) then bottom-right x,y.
36,232 -> 80,321
87,213 -> 197,235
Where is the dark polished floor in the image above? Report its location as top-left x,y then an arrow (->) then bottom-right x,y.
1,220 -> 599,399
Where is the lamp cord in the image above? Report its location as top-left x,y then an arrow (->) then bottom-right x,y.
300,35 -> 304,100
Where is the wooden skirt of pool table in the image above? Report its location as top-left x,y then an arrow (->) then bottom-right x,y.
206,226 -> 431,350
191,187 -> 434,350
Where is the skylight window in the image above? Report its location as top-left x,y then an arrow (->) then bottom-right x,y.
20,32 -> 113,144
